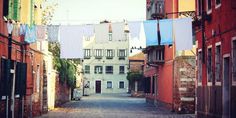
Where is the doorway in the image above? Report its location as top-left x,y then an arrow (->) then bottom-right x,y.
95,80 -> 101,94
223,56 -> 230,118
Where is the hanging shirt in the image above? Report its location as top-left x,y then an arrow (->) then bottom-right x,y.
36,25 -> 46,41
159,19 -> 173,45
24,25 -> 36,43
128,21 -> 142,39
47,25 -> 60,42
143,20 -> 158,46
60,25 -> 84,59
12,23 -> 20,36
7,22 -> 13,34
174,17 -> 193,51
20,24 -> 26,35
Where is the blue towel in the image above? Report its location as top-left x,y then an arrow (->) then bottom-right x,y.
24,25 -> 36,43
159,19 -> 173,45
143,20 -> 158,46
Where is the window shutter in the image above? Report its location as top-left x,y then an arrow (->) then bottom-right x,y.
3,0 -> 9,17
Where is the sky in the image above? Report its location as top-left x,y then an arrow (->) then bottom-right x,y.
51,0 -> 146,25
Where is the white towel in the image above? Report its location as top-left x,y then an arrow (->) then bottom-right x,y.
95,23 -> 109,43
174,18 -> 193,51
112,22 -> 125,41
47,25 -> 60,42
60,25 -> 84,59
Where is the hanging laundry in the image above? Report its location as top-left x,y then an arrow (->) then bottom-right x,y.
36,25 -> 46,41
20,24 -> 26,35
24,25 -> 37,43
112,22 -> 125,41
60,25 -> 84,59
128,21 -> 142,39
95,23 -> 109,43
173,17 -> 193,51
7,22 -> 13,34
159,19 -> 173,45
47,25 -> 60,42
12,23 -> 20,36
143,20 -> 158,46
82,25 -> 94,37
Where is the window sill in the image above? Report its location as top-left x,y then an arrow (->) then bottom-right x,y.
207,9 -> 212,15
215,4 -> 221,9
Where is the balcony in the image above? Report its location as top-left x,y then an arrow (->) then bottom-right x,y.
143,45 -> 165,65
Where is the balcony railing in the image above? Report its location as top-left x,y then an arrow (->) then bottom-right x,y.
143,45 -> 165,65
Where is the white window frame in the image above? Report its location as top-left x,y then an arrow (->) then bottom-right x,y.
107,81 -> 112,88
118,81 -> 125,89
109,33 -> 112,41
84,65 -> 90,74
232,37 -> 236,86
198,49 -> 202,86
106,49 -> 114,58
94,49 -> 103,58
206,0 -> 212,14
207,45 -> 213,86
119,66 -> 125,74
118,49 -> 127,58
197,0 -> 202,17
105,66 -> 113,74
215,42 -> 221,86
94,66 -> 103,74
84,49 -> 91,58
215,0 -> 221,9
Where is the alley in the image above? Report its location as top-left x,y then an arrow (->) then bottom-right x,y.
39,94 -> 194,118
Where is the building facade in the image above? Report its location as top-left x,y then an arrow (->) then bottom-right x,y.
83,23 -> 129,94
144,0 -> 196,113
195,0 -> 236,117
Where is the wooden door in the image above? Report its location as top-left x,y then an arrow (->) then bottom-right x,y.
95,81 -> 101,93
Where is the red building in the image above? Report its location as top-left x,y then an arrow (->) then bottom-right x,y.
195,0 -> 236,117
0,0 -> 44,117
144,0 -> 178,109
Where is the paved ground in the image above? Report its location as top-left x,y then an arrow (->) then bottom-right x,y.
38,94 -> 195,118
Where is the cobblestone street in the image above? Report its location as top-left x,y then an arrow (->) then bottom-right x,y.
39,94 -> 195,118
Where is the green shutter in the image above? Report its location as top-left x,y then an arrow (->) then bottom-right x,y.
8,0 -> 20,21
8,0 -> 13,19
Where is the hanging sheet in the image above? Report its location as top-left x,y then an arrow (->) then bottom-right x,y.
94,23 -> 109,43
60,25 -> 84,59
174,17 -> 193,51
82,25 -> 94,37
143,20 -> 158,46
128,21 -> 142,39
112,22 -> 125,41
47,25 -> 60,42
159,19 -> 173,45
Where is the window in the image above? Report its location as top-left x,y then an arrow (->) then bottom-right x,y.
106,49 -> 114,59
215,44 -> 221,85
107,81 -> 112,88
207,47 -> 213,85
3,0 -> 9,17
119,66 -> 125,74
118,49 -> 126,60
206,0 -> 212,13
232,39 -> 236,85
109,33 -> 112,41
94,66 -> 103,74
94,49 -> 103,59
215,0 -> 221,8
119,81 -> 124,88
84,65 -> 90,74
197,0 -> 202,16
84,49 -> 91,59
198,50 -> 202,85
8,0 -> 21,21
105,66 -> 113,74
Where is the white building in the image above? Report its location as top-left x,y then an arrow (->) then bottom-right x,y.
83,23 -> 129,94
